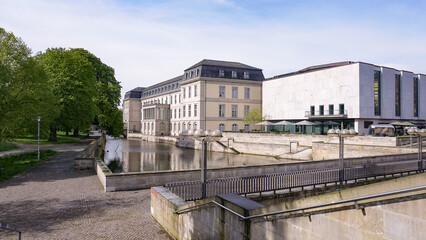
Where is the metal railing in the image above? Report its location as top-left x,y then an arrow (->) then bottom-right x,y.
304,109 -> 348,118
165,160 -> 425,201
174,185 -> 426,222
0,222 -> 21,240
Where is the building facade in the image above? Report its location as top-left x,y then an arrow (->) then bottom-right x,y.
262,61 -> 426,134
123,59 -> 264,136
122,87 -> 144,133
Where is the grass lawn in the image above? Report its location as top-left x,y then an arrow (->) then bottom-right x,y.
0,142 -> 19,152
13,131 -> 81,145
0,150 -> 57,182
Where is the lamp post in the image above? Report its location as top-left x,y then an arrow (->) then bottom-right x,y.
407,127 -> 426,173
192,129 -> 223,199
328,128 -> 357,185
37,116 -> 41,160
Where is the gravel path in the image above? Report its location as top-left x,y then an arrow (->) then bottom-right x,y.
0,140 -> 170,239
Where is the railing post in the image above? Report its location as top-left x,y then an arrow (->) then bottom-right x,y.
339,136 -> 344,185
201,140 -> 208,199
419,136 -> 423,173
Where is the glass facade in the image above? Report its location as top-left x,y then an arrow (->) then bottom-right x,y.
374,70 -> 381,115
414,77 -> 419,117
395,74 -> 401,116
329,104 -> 334,115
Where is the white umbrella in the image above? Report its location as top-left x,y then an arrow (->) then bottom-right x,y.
273,120 -> 294,125
322,120 -> 339,125
255,121 -> 275,126
294,120 -> 316,125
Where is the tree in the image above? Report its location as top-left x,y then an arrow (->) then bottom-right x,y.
242,108 -> 268,125
69,48 -> 122,136
37,48 -> 98,140
0,28 -> 58,141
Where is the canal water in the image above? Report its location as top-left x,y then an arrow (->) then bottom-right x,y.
104,137 -> 297,173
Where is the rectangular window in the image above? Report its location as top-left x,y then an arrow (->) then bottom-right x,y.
319,105 -> 324,115
232,105 -> 238,118
395,74 -> 401,116
183,105 -> 186,117
219,86 -> 225,98
174,109 -> 176,119
244,88 -> 250,99
219,104 -> 225,117
339,104 -> 345,115
232,87 -> 238,99
244,72 -> 250,79
188,105 -> 191,117
374,70 -> 381,115
329,104 -> 334,115
219,70 -> 225,77
232,71 -> 237,78
310,106 -> 315,116
194,85 -> 198,97
179,109 -> 181,118
194,104 -> 198,117
244,105 -> 250,117
183,88 -> 186,99
188,86 -> 191,98
414,77 -> 419,117
196,69 -> 199,76
190,71 -> 193,78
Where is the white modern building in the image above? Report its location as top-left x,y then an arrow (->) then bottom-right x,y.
263,61 -> 426,134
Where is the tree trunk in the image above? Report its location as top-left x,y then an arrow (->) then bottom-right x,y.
73,128 -> 79,137
49,127 -> 57,142
66,131 -> 69,136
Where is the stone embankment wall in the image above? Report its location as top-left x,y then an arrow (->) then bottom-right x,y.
312,141 -> 419,160
151,173 -> 426,240
74,134 -> 106,169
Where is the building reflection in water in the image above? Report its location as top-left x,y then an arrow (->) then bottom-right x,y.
104,137 -> 295,173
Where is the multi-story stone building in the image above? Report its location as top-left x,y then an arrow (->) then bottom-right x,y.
123,59 -> 264,136
263,61 -> 426,134
122,87 -> 144,133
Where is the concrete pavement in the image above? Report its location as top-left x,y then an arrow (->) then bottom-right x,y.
0,140 -> 170,239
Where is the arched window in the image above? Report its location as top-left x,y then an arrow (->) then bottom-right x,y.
188,123 -> 192,130
219,123 -> 225,132
232,124 -> 238,132
183,123 -> 186,131
244,124 -> 250,132
194,123 -> 198,130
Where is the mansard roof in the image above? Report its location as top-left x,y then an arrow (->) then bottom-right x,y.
185,59 -> 262,71
124,87 -> 145,99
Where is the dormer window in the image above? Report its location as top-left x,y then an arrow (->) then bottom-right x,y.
185,73 -> 188,79
196,69 -> 200,76
190,71 -> 193,78
232,71 -> 237,78
219,70 -> 225,77
244,72 -> 250,79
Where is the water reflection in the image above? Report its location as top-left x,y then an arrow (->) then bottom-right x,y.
104,137 -> 296,173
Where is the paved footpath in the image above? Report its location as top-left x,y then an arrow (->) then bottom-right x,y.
0,140 -> 171,240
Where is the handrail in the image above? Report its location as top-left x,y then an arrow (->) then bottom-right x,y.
174,185 -> 426,221
0,222 -> 22,239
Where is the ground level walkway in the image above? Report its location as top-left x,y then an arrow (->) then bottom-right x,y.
0,140 -> 170,239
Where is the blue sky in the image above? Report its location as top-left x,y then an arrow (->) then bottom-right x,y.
2,0 -> 426,101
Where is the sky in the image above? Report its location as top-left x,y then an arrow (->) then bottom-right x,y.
2,0 -> 426,102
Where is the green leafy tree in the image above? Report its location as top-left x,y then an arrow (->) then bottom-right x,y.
242,108 -> 268,126
37,48 -> 98,140
69,48 -> 122,136
0,28 -> 58,141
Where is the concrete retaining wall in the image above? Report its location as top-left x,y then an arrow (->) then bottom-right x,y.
74,135 -> 106,170
151,187 -> 248,240
151,173 -> 426,240
312,141 -> 419,160
96,152 -> 422,191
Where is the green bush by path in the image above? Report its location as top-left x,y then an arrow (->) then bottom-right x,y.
0,150 -> 57,182
0,142 -> 19,152
13,132 -> 80,145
